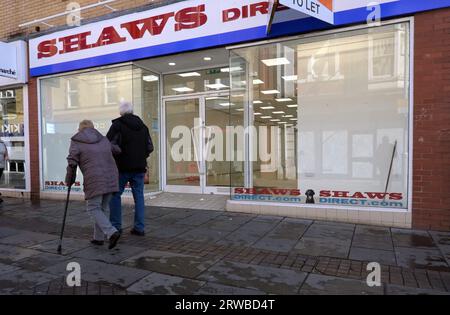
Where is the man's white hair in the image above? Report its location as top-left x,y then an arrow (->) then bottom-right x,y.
119,100 -> 133,116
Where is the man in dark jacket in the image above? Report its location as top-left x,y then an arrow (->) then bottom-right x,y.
107,101 -> 154,236
66,120 -> 121,249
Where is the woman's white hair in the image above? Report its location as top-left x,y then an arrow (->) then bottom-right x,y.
119,101 -> 134,116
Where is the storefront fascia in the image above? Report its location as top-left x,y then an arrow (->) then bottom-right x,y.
29,0 -> 450,226
0,40 -> 30,195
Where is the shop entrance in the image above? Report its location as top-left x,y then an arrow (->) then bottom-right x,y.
163,93 -> 230,194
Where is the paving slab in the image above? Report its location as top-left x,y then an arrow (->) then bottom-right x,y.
0,244 -> 41,264
43,258 -> 150,288
176,211 -> 223,226
147,225 -> 192,239
197,261 -> 307,294
71,244 -> 144,264
195,282 -> 266,295
121,250 -> 218,278
30,237 -> 90,255
177,227 -> 231,243
12,252 -> 73,272
385,284 -> 450,295
0,231 -> 57,248
127,272 -> 205,295
295,236 -> 352,258
395,247 -> 449,271
303,222 -> 355,241
0,269 -> 59,294
0,227 -> 23,239
299,274 -> 383,295
352,225 -> 393,251
0,262 -> 21,276
392,229 -> 437,249
349,247 -> 397,266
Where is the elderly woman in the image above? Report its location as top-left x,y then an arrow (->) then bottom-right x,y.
65,120 -> 121,249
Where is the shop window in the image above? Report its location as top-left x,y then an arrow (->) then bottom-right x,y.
0,87 -> 26,190
229,22 -> 410,209
40,65 -> 161,194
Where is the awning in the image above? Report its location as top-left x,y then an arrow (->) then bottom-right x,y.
267,0 -> 334,34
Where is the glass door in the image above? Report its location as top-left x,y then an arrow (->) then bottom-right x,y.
164,93 -> 230,194
164,97 -> 202,193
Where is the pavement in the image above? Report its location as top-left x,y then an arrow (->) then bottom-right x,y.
0,197 -> 449,295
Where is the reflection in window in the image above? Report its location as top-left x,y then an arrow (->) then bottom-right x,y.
230,22 -> 410,209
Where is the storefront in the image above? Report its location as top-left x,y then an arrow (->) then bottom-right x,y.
0,40 -> 29,195
28,0 -> 450,227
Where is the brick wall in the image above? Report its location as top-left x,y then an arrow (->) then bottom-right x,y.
0,0 -> 173,41
413,8 -> 450,231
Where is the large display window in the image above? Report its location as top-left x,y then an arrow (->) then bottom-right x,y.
40,65 -> 160,194
229,22 -> 411,209
0,88 -> 26,190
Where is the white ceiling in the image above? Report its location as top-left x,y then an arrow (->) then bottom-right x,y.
134,48 -> 230,74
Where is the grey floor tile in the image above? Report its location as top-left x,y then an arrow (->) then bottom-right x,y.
0,231 -> 57,248
31,238 -> 90,255
392,228 -> 437,249
127,272 -> 205,295
299,274 -> 383,295
71,245 -> 144,264
196,282 -> 266,295
43,258 -> 150,287
121,250 -> 218,278
385,284 -> 450,295
198,261 -> 307,294
352,225 -> 393,251
0,244 -> 41,264
349,247 -> 397,266
303,222 -> 355,241
12,252 -> 73,272
177,227 -> 231,243
295,236 -> 352,258
395,247 -> 449,271
0,269 -> 59,294
0,262 -> 21,276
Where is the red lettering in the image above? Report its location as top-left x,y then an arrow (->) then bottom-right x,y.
223,8 -> 240,22
175,5 -> 207,32
271,189 -> 289,195
234,188 -> 244,194
389,193 -> 403,200
92,26 -> 126,47
242,5 -> 249,18
290,189 -> 301,196
245,188 -> 256,194
121,12 -> 174,39
37,39 -> 58,59
366,192 -> 388,200
59,31 -> 92,54
250,2 -> 269,16
350,192 -> 366,199
320,190 -> 331,197
332,191 -> 350,198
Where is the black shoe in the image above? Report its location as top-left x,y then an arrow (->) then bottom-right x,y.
130,228 -> 145,237
91,240 -> 104,246
108,232 -> 121,250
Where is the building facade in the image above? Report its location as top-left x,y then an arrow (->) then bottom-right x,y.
1,0 -> 450,231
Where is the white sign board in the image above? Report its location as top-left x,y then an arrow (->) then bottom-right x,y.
0,42 -> 18,79
279,0 -> 334,24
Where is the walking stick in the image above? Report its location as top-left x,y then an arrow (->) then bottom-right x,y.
57,166 -> 77,254
383,140 -> 397,201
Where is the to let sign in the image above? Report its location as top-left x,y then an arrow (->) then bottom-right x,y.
279,0 -> 334,24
